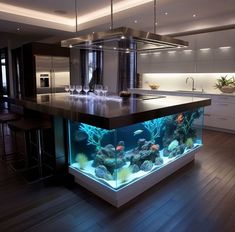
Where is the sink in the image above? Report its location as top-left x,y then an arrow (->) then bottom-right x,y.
176,90 -> 204,94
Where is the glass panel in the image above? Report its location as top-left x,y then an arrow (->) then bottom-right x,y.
69,107 -> 203,190
1,65 -> 7,95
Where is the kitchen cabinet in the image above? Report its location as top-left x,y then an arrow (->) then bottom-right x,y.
129,88 -> 235,133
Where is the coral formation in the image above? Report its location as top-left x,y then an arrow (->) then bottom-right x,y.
76,153 -> 88,169
185,137 -> 194,149
79,123 -> 111,150
142,117 -> 165,142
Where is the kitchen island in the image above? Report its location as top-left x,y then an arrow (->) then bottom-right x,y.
4,93 -> 211,207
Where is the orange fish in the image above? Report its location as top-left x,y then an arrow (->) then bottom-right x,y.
116,145 -> 124,151
151,144 -> 159,151
176,113 -> 184,124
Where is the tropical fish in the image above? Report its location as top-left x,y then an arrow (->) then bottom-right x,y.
116,145 -> 124,152
133,130 -> 143,136
151,144 -> 159,151
176,113 -> 184,124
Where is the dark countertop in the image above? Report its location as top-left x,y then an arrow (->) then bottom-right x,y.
3,93 -> 211,129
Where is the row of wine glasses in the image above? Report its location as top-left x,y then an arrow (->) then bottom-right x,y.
94,84 -> 108,97
65,85 -> 108,96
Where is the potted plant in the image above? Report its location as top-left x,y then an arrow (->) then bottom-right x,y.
215,75 -> 235,93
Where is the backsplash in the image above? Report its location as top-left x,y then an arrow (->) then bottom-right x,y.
141,73 -> 235,93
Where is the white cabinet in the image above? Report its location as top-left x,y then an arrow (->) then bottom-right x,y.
130,88 -> 235,132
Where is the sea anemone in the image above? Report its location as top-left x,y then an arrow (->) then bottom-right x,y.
76,153 -> 88,170
118,167 -> 131,183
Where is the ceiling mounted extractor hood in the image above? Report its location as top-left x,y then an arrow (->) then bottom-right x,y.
61,27 -> 188,53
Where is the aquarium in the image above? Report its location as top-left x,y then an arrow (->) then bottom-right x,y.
68,107 -> 203,190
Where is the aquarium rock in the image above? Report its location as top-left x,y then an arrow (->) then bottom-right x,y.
131,164 -> 140,173
92,154 -> 106,167
118,141 -> 125,146
104,158 -> 125,174
137,138 -> 146,149
155,157 -> 164,165
95,165 -> 113,181
168,140 -> 179,151
163,148 -> 170,157
140,160 -> 153,172
131,154 -> 142,167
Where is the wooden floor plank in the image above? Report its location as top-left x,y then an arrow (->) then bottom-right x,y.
0,129 -> 235,232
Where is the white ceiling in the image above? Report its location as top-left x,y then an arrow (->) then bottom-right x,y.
0,0 -> 235,48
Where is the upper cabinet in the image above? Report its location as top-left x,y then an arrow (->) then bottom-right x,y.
137,29 -> 235,73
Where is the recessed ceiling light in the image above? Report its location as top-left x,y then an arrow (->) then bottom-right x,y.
121,36 -> 125,39
17,27 -> 20,31
219,46 -> 231,49
69,44 -> 72,48
54,10 -> 67,15
113,47 -> 117,50
99,45 -> 102,48
92,31 -> 95,34
193,14 -> 196,18
200,48 -> 210,51
134,19 -> 138,24
164,12 -> 168,15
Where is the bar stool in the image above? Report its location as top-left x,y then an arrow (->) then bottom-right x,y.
8,118 -> 53,183
0,113 -> 21,161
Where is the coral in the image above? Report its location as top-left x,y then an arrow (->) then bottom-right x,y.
155,157 -> 164,165
143,117 -> 165,142
95,165 -> 113,180
168,140 -> 179,151
185,138 -> 194,149
118,167 -> 132,183
140,160 -> 153,172
76,153 -> 88,169
79,123 -> 111,150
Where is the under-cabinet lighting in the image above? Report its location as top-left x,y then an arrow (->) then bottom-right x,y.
219,46 -> 231,50
153,52 -> 161,55
199,48 -> 210,51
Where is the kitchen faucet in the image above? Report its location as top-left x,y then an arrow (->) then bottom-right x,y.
186,77 -> 196,91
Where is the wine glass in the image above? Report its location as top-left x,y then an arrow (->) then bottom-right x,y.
75,85 -> 82,94
83,85 -> 89,95
95,84 -> 102,96
103,86 -> 108,97
70,85 -> 75,95
65,85 -> 70,94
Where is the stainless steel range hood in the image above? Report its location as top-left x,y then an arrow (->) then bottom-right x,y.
61,27 -> 188,53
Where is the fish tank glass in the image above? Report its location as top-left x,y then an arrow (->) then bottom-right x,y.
68,107 -> 203,190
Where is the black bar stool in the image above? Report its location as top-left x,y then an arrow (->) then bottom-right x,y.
0,113 -> 21,161
8,118 -> 53,183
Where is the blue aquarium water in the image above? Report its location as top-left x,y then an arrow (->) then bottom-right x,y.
68,108 -> 204,189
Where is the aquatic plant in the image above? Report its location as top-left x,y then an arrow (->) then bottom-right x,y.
142,117 -> 165,142
185,137 -> 194,148
79,123 -> 111,150
180,109 -> 202,138
118,167 -> 131,183
76,153 -> 88,169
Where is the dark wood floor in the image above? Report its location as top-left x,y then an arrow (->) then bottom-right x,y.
0,129 -> 235,232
